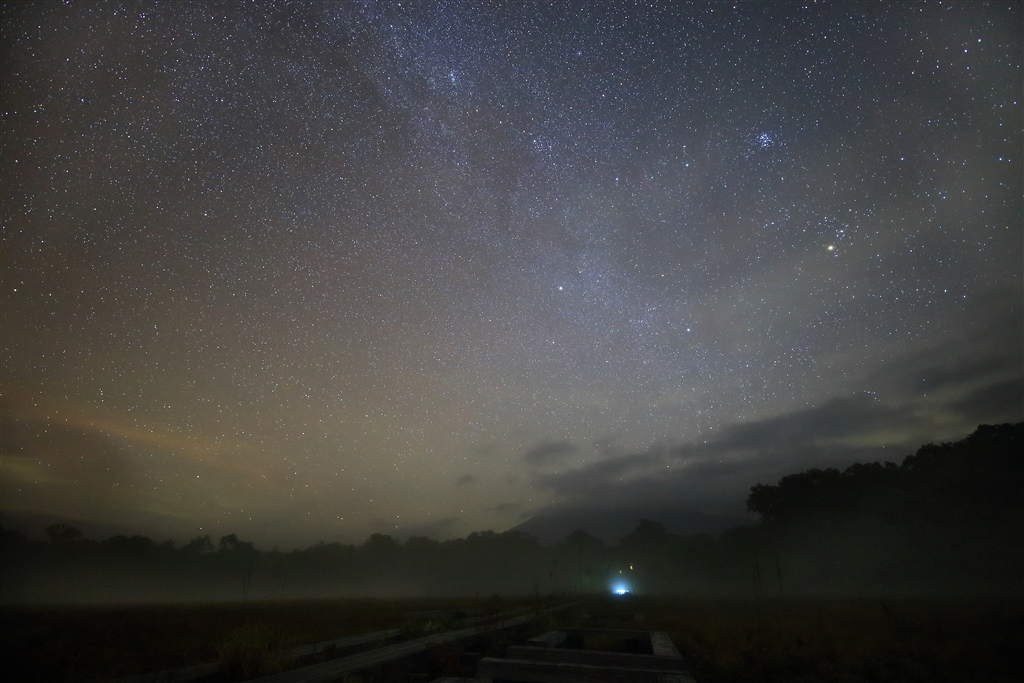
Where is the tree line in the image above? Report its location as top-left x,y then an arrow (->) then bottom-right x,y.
1,423 -> 1020,604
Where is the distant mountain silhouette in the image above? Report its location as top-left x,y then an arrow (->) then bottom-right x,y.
0,509 -> 138,543
511,505 -> 750,545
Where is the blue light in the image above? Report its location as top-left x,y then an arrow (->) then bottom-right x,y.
612,582 -> 630,595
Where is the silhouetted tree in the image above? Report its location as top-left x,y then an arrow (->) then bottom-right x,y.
620,519 -> 670,553
1,424 -> 1017,603
44,523 -> 82,543
219,533 -> 256,554
564,529 -> 605,592
746,468 -> 848,523
104,535 -> 155,557
182,535 -> 213,553
747,423 -> 1024,528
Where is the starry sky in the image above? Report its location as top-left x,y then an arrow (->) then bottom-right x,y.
2,1 -> 1021,548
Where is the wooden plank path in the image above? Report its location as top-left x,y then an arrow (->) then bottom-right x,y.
474,629 -> 697,683
284,628 -> 403,659
99,629 -> 401,683
251,600 -> 589,683
477,658 -> 696,683
504,645 -> 690,671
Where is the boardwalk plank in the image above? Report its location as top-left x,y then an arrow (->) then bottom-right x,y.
650,631 -> 682,658
504,646 -> 689,671
250,601 -> 588,683
250,618 -> 532,683
478,657 -> 682,683
525,630 -> 568,648
479,627 -> 695,683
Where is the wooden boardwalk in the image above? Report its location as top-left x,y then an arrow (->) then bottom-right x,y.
250,601 -> 589,683
472,628 -> 697,683
97,600 -> 591,683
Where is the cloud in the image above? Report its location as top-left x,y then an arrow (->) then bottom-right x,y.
0,391 -> 289,542
648,293 -> 1024,508
532,363 -> 1023,518
0,406 -> 137,519
395,517 -> 458,540
699,393 -> 906,455
947,376 -> 1024,423
523,440 -> 578,466
535,448 -> 665,500
866,288 -> 1022,400
489,502 -> 524,515
455,474 -> 477,486
517,411 -> 915,538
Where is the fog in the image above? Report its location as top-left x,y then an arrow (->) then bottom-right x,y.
3,423 -> 1020,605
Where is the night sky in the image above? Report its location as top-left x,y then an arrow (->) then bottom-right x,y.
2,1 -> 1021,548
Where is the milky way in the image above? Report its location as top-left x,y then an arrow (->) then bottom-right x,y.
2,1 -> 1021,547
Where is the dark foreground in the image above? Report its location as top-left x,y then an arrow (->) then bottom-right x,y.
1,595 -> 1021,683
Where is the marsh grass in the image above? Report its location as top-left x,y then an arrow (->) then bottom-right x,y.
562,596 -> 1024,683
3,595 -> 1018,682
0,596 -> 557,681
216,621 -> 296,681
0,597 -> 516,681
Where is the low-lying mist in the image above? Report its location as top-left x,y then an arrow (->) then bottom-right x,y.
2,423 -> 1020,604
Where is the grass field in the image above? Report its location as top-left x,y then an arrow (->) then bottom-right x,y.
1,595 -> 1020,682
0,595 -> 536,681
572,596 -> 1024,683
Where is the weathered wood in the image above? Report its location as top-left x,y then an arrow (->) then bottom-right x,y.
249,625 -> 516,683
650,631 -> 682,658
287,628 -> 401,658
482,628 -> 694,682
658,675 -> 698,683
477,657 -> 693,683
560,628 -> 681,659
504,646 -> 689,671
525,630 -> 568,648
563,627 -> 659,639
250,600 -> 590,683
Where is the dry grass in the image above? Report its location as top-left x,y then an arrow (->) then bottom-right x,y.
216,621 -> 296,681
3,595 -> 1018,682
0,596 -> 538,681
555,596 -> 1024,683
